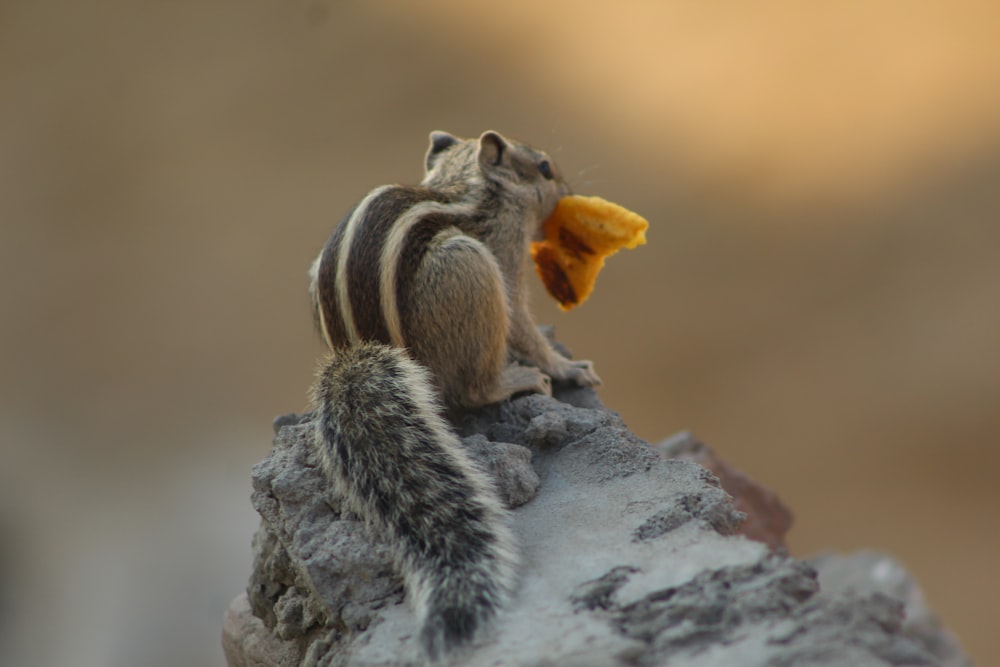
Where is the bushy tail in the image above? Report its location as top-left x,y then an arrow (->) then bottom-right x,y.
310,342 -> 518,659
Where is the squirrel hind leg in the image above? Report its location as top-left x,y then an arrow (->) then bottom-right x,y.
404,233 -> 519,409
494,362 -> 552,401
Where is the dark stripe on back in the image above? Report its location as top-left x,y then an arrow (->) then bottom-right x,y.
347,187 -> 447,345
318,205 -> 355,349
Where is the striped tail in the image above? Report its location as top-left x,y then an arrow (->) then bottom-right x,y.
310,342 -> 519,658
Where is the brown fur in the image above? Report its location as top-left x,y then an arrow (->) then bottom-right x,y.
310,129 -> 601,407
307,131 -> 601,659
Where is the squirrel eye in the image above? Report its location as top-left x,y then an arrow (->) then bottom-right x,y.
538,160 -> 554,180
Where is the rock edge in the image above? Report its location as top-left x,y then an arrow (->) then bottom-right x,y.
226,386 -> 968,666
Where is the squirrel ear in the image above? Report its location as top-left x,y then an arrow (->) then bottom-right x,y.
477,131 -> 509,169
426,131 -> 460,170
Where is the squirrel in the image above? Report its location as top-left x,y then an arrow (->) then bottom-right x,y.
307,130 -> 601,658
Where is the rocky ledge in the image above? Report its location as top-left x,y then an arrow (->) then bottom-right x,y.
223,381 -> 970,666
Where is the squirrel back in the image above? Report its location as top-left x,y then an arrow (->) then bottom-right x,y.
308,131 -> 600,658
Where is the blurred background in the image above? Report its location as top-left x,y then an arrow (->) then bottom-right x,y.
2,1 -> 998,665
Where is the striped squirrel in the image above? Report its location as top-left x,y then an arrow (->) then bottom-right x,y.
307,130 -> 601,658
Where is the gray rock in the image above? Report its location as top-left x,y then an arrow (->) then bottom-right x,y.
811,551 -> 973,667
656,431 -> 794,550
461,434 -> 540,508
226,386 -> 967,667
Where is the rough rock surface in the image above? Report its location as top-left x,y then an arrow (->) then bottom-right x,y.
224,382 -> 967,667
811,551 -> 973,667
657,431 -> 794,551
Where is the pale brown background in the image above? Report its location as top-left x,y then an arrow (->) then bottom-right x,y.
2,2 -> 998,666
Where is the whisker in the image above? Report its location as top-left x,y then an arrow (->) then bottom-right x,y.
576,163 -> 602,176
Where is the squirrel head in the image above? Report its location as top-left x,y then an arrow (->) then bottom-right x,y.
423,130 -> 569,220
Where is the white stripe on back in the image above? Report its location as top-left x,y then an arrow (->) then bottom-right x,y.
379,201 -> 476,348
335,185 -> 392,344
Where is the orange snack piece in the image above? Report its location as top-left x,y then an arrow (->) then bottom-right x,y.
530,195 -> 648,310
